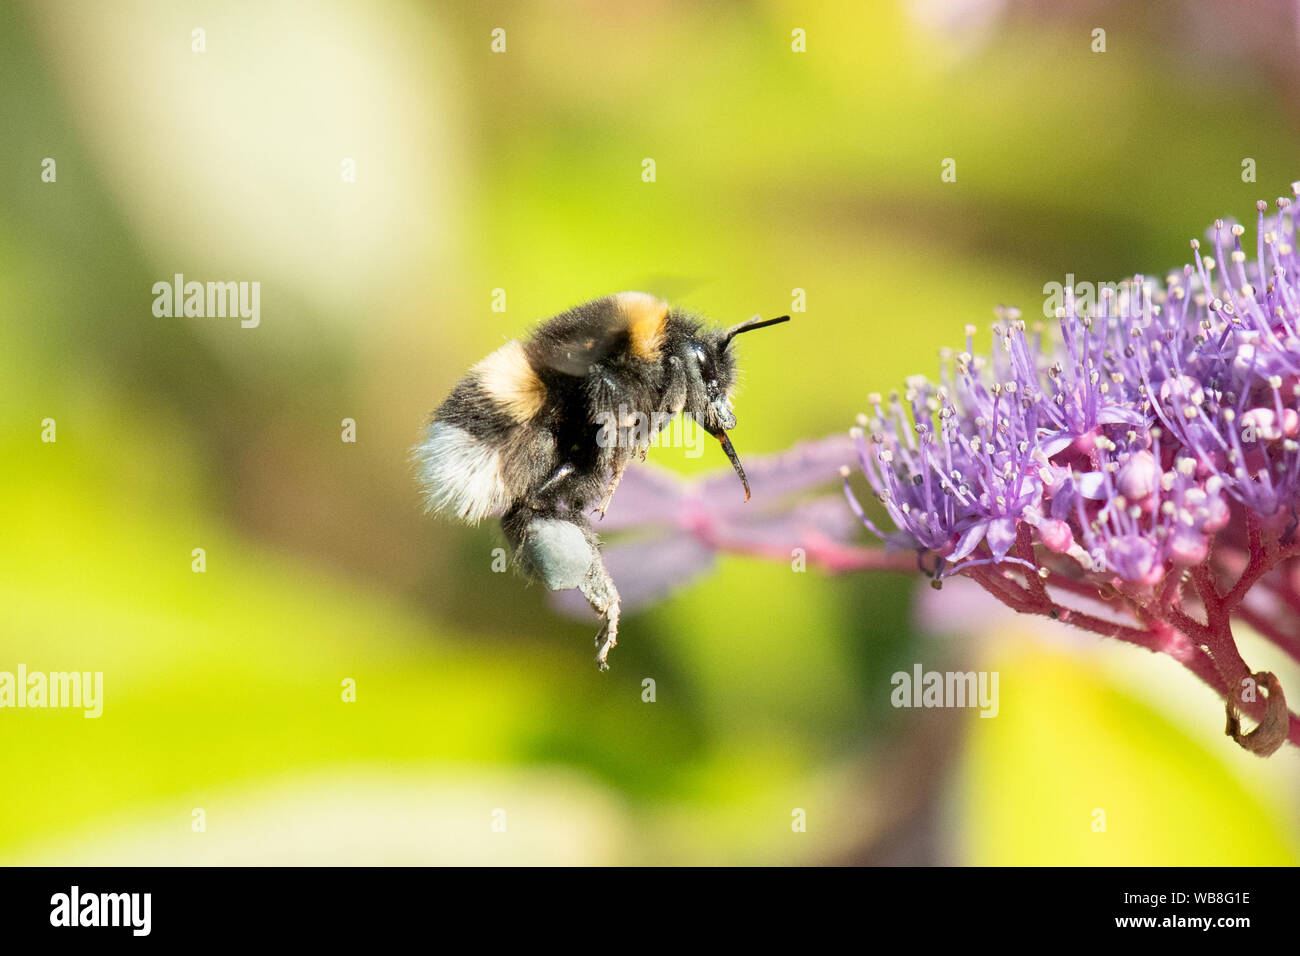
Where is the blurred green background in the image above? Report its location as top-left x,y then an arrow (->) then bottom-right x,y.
1,0 -> 1297,864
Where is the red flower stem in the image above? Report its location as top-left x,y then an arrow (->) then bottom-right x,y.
964,560 -> 1300,749
1014,523 -> 1050,603
966,565 -> 1159,647
1221,511 -> 1299,610
1206,524 -> 1300,662
1042,570 -> 1124,607
808,517 -> 1300,750
1190,566 -> 1251,681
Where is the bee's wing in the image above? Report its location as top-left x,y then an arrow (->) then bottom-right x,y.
525,292 -> 674,378
525,315 -> 627,376
615,274 -> 706,304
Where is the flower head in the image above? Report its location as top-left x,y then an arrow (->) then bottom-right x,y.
846,193 -> 1300,589
843,188 -> 1300,755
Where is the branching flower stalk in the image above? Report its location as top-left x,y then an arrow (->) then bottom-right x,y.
843,189 -> 1300,755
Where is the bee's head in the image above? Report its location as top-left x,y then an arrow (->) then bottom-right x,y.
683,313 -> 790,500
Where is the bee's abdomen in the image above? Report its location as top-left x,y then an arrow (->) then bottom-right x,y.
470,340 -> 548,422
414,419 -> 510,524
415,340 -> 554,524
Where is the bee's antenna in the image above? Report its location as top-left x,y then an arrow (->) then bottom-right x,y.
711,430 -> 751,501
720,314 -> 790,350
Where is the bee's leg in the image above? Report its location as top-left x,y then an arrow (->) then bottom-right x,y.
583,557 -> 620,671
640,354 -> 687,466
534,461 -> 575,499
593,457 -> 629,519
564,514 -> 621,668
503,505 -> 623,670
568,510 -> 620,668
663,355 -> 688,417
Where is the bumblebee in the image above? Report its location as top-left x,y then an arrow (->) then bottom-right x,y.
415,291 -> 789,668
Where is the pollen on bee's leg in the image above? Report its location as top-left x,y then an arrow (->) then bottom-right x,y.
519,517 -> 596,590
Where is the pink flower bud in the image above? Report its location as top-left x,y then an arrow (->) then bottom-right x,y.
1116,451 -> 1159,500
1168,529 -> 1208,565
1037,519 -> 1074,553
1199,495 -> 1231,533
1240,408 -> 1282,442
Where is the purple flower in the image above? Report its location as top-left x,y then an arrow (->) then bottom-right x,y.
845,199 -> 1300,587
842,188 -> 1300,755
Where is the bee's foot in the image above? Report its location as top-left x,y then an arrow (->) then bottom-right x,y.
593,615 -> 619,669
